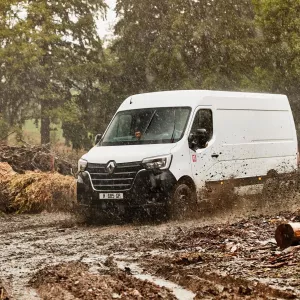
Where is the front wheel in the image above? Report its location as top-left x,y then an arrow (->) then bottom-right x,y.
168,182 -> 197,220
73,204 -> 93,224
73,205 -> 128,225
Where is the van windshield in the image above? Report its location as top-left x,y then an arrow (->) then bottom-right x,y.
100,107 -> 191,146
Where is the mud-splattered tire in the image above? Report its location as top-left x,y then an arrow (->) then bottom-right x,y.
168,182 -> 197,220
80,206 -> 132,225
73,205 -> 93,224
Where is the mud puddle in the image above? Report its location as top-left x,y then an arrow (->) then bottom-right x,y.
1,204 -> 300,299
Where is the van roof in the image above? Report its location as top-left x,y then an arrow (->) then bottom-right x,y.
119,90 -> 289,111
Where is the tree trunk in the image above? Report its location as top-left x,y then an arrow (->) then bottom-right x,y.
275,223 -> 300,249
41,101 -> 51,145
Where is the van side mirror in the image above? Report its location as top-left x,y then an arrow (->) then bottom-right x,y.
188,129 -> 209,150
94,134 -> 102,145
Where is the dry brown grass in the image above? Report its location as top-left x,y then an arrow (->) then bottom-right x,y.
0,163 -> 15,212
0,162 -> 76,213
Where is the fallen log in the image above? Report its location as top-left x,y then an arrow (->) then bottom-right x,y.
275,223 -> 300,249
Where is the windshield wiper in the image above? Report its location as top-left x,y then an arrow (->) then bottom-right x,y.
143,110 -> 157,135
170,109 -> 177,143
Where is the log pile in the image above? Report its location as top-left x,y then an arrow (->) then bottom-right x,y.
0,144 -> 74,175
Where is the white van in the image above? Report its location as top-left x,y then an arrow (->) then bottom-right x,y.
77,90 -> 298,219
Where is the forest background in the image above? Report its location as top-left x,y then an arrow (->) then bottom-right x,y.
0,0 -> 299,150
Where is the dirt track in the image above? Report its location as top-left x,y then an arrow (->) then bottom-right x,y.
1,203 -> 300,300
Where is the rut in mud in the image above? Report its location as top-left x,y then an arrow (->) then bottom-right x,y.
30,262 -> 176,300
1,195 -> 300,300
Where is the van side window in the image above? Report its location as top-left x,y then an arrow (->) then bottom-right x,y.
191,109 -> 213,141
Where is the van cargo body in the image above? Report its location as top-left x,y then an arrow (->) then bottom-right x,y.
77,90 -> 298,218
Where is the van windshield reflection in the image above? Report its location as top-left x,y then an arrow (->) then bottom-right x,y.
100,107 -> 191,146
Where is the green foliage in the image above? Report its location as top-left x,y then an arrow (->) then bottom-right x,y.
253,0 -> 300,132
0,115 -> 9,140
113,0 -> 258,93
2,0 -> 300,147
253,0 -> 300,94
0,0 -> 107,145
55,99 -> 92,150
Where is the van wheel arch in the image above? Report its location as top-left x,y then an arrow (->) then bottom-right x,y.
176,176 -> 197,192
267,169 -> 279,178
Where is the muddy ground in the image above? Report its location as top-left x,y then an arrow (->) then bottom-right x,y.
1,194 -> 300,300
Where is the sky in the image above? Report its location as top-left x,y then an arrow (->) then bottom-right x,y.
97,0 -> 117,39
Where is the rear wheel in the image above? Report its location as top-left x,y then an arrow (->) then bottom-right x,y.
168,181 -> 197,220
263,178 -> 280,199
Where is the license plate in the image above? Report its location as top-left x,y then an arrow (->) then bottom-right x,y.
99,193 -> 124,200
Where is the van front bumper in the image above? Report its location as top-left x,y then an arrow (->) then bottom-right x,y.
77,169 -> 177,209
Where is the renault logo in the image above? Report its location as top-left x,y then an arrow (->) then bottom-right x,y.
106,161 -> 116,174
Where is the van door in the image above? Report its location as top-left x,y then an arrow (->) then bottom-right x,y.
189,107 -> 219,190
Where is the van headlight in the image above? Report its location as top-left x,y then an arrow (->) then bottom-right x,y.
78,158 -> 88,172
142,155 -> 172,170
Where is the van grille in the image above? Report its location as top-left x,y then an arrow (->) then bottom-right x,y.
86,162 -> 144,192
